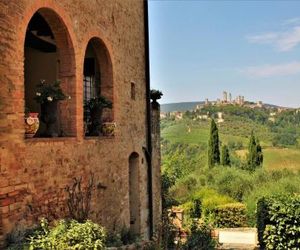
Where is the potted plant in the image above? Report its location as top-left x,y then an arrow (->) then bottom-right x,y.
24,107 -> 40,138
84,96 -> 112,136
150,89 -> 163,109
35,79 -> 70,137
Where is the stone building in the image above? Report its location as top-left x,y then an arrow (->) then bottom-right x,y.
0,0 -> 161,246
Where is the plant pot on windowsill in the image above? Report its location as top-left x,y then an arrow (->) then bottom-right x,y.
102,122 -> 116,136
34,80 -> 70,137
85,96 -> 113,137
25,112 -> 40,138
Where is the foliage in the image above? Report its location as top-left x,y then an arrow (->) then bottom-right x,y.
272,132 -> 298,146
183,220 -> 216,250
160,211 -> 178,250
208,119 -> 220,168
221,145 -> 231,166
28,219 -> 106,249
190,198 -> 202,219
257,195 -> 300,250
245,132 -> 263,171
84,96 -> 112,111
208,167 -> 254,202
150,89 -> 163,101
35,80 -> 69,104
211,203 -> 247,228
65,174 -> 94,222
190,188 -> 235,218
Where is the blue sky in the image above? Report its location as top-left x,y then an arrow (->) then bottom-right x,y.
149,0 -> 300,107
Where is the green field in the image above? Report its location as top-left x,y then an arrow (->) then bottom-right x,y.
162,119 -> 300,172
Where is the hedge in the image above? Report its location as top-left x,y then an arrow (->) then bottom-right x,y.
211,203 -> 247,228
257,195 -> 300,249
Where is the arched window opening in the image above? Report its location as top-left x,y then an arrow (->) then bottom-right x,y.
24,9 -> 76,138
83,38 -> 113,137
129,152 -> 141,235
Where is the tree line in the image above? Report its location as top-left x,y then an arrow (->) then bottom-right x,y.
208,119 -> 263,171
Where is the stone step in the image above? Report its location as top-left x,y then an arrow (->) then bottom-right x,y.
217,243 -> 259,250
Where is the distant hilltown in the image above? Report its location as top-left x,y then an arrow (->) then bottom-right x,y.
160,91 -> 296,123
200,91 -> 262,108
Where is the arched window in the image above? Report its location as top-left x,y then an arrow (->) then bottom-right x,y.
24,9 -> 76,138
83,37 -> 113,137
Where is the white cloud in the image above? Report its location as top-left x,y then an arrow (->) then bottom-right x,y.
241,61 -> 300,78
246,18 -> 300,51
282,17 -> 300,26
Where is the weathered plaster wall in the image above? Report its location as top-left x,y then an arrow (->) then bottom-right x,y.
0,0 -> 152,244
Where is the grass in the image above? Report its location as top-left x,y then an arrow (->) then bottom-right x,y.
236,147 -> 300,172
162,119 -> 253,146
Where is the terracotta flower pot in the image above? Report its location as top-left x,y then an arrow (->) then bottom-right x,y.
102,122 -> 116,136
25,112 -> 39,138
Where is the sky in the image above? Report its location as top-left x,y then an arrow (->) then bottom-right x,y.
148,0 -> 300,108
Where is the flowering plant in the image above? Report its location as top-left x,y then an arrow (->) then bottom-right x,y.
34,80 -> 70,104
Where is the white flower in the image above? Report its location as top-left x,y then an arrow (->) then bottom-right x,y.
40,79 -> 46,84
36,92 -> 41,96
47,96 -> 53,102
68,95 -> 71,100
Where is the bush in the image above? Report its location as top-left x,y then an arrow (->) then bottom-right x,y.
211,203 -> 247,228
191,188 -> 235,218
256,195 -> 300,250
29,218 -> 106,249
183,220 -> 216,250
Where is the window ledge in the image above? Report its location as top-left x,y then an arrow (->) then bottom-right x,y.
25,137 -> 77,143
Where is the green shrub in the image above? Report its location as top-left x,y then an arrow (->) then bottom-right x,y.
256,195 -> 300,249
192,188 -> 235,218
211,203 -> 247,228
29,218 -> 106,249
183,221 -> 216,250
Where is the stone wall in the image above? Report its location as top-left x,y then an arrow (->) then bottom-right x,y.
0,0 -> 156,245
151,101 -> 162,234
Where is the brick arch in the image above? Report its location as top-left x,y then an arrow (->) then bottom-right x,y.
83,36 -> 114,122
128,152 -> 141,234
23,7 -> 77,136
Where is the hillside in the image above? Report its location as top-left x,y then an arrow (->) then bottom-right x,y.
161,105 -> 300,225
161,101 -> 288,113
161,101 -> 204,112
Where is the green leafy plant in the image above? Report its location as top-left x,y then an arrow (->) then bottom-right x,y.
84,96 -> 112,111
183,220 -> 216,250
211,202 -> 247,228
34,80 -> 69,104
257,195 -> 300,249
150,89 -> 163,102
28,219 -> 106,249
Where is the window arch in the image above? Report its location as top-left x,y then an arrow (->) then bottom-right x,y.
83,37 -> 114,136
24,8 -> 76,138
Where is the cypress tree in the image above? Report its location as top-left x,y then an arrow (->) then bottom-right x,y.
221,145 -> 231,166
246,131 -> 263,171
208,119 -> 220,168
256,140 -> 263,167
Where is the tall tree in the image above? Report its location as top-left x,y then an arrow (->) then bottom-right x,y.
256,139 -> 263,167
221,145 -> 231,166
208,119 -> 220,168
246,131 -> 263,171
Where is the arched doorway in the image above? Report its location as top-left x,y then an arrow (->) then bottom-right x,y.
24,8 -> 76,137
129,152 -> 141,235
